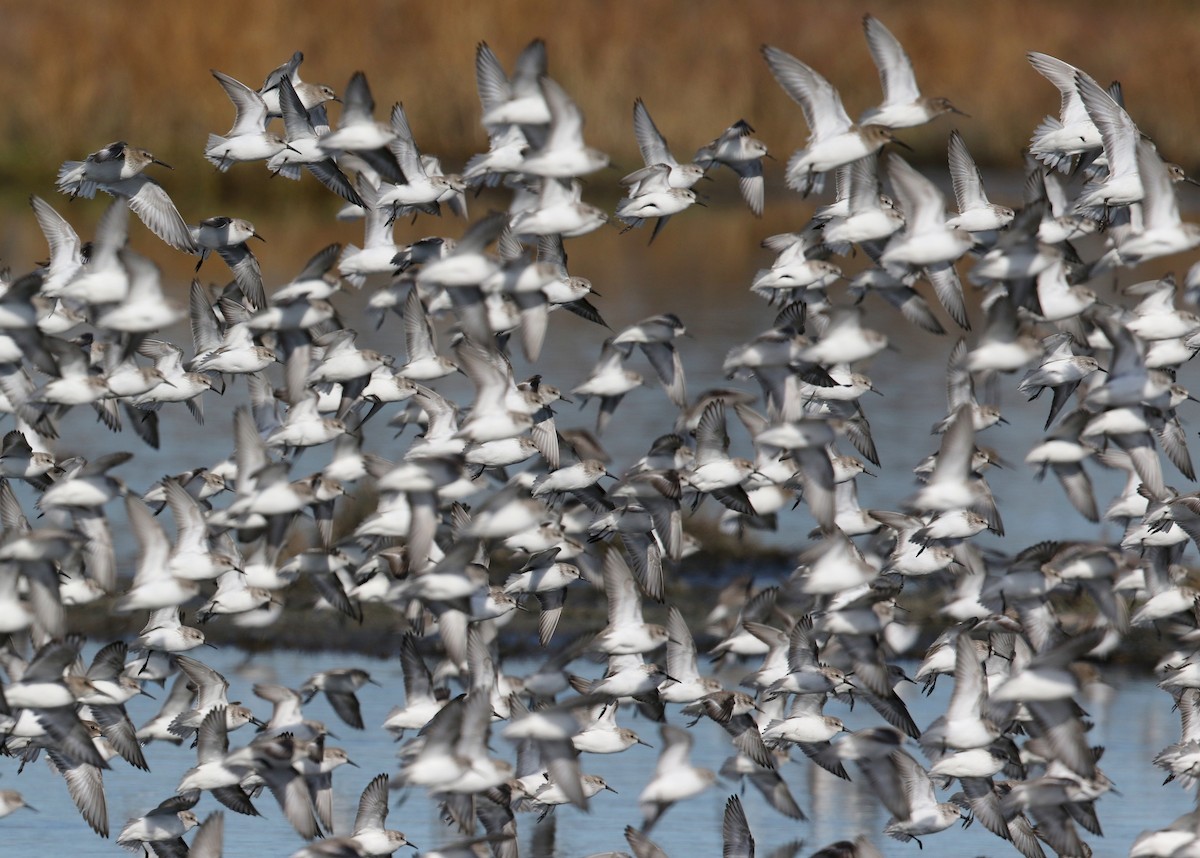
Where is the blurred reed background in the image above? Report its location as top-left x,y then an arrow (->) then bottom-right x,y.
2,0 -> 1200,205
0,0 -> 1197,291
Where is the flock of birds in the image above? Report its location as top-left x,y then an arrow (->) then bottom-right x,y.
4,12 -> 1200,858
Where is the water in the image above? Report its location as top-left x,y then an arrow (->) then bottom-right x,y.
0,646 -> 1189,855
17,197 -> 1162,562
1,194 -> 1196,856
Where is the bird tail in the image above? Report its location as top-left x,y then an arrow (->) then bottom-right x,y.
1029,116 -> 1074,173
204,135 -> 232,171
55,161 -> 98,198
337,245 -> 366,289
266,153 -> 302,181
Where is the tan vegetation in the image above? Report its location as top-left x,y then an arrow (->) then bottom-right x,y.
2,0 -> 1199,203
0,1 -> 1196,290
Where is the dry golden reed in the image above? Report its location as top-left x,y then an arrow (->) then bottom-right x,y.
0,0 -> 1197,213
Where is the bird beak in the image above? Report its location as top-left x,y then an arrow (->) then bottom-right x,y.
152,158 -> 174,170
890,138 -> 914,151
346,758 -> 360,767
950,105 -> 970,118
252,232 -> 267,243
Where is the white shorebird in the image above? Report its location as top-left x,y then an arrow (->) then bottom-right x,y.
318,71 -> 397,160
694,118 -> 769,215
519,76 -> 610,178
349,773 -> 412,855
95,249 -> 183,333
821,155 -> 905,252
615,170 -> 698,242
267,76 -> 363,207
382,633 -> 447,738
881,153 -> 973,270
29,195 -> 85,295
0,789 -> 35,819
190,216 -> 266,308
57,140 -> 172,198
302,667 -> 378,730
375,103 -> 461,217
116,795 -> 200,851
510,176 -> 608,239
476,38 -> 551,128
859,14 -> 966,128
945,130 -> 1014,236
572,339 -> 644,435
205,70 -> 292,170
175,706 -> 263,815
638,724 -> 716,832
8,22 -> 1200,858
337,175 -> 406,289
1114,139 -> 1200,265
1027,51 -> 1103,172
873,751 -> 966,846
1071,68 -> 1143,215
592,546 -> 668,655
257,49 -> 338,117
56,142 -> 197,253
880,154 -> 973,328
762,44 -> 897,195
626,98 -> 705,191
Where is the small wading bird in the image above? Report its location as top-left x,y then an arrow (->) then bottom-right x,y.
2,19 -> 1198,858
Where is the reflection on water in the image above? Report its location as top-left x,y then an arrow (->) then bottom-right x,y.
0,647 -> 1190,856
